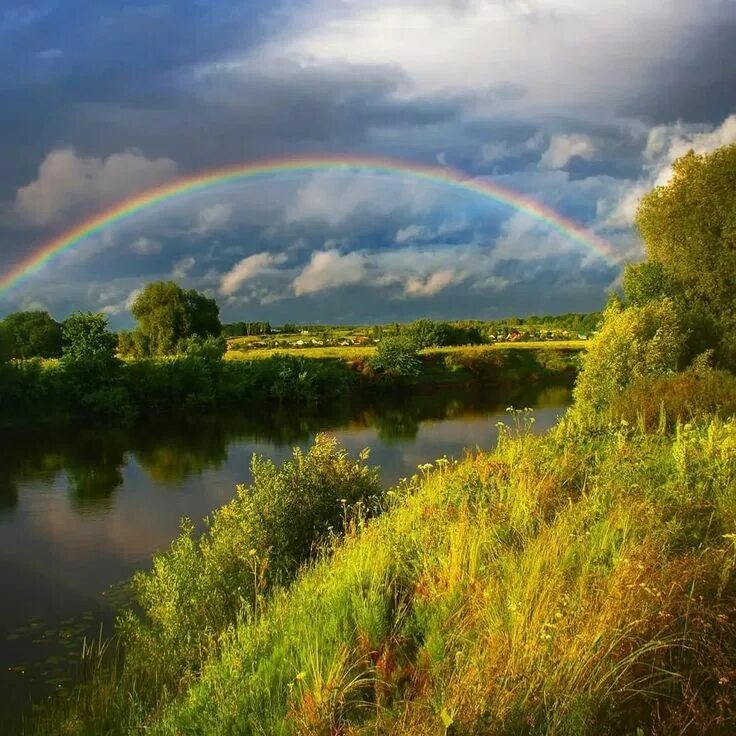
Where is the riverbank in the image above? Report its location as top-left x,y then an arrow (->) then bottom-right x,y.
0,344 -> 582,428
33,408 -> 736,735
1,385 -> 573,733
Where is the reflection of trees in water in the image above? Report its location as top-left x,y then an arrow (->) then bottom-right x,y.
64,430 -> 127,510
0,381 -> 572,516
0,477 -> 18,514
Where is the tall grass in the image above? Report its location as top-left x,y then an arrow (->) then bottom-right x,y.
124,414 -> 736,736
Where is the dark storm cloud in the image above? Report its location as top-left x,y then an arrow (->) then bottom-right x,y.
622,5 -> 736,124
1,0 -> 734,322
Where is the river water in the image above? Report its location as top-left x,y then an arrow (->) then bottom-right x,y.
0,384 -> 571,730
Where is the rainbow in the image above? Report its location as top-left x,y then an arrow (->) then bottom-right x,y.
0,154 -> 615,297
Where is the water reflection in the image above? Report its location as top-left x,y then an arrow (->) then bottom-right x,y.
0,387 -> 566,510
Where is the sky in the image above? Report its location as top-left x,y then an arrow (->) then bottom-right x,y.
1,0 -> 735,325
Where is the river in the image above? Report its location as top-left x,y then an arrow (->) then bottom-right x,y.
0,383 -> 571,731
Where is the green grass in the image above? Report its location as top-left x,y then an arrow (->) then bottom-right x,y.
39,407 -> 736,735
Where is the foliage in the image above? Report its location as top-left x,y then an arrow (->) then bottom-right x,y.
61,312 -> 118,365
0,324 -> 12,363
370,335 -> 422,378
623,261 -> 678,307
43,410 -> 736,736
636,143 -> 736,366
610,358 -> 736,430
130,281 -> 221,357
180,335 -> 226,360
0,310 -> 62,359
119,436 -> 382,693
404,318 -> 484,348
222,321 -> 272,338
572,298 -> 687,417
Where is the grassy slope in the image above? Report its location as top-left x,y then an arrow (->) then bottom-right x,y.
149,415 -> 736,735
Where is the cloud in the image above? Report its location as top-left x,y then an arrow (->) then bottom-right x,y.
13,148 -> 178,226
263,0 -> 710,118
131,237 -> 161,256
285,172 -> 439,227
604,113 -> 736,227
540,135 -> 597,169
171,256 -> 195,279
479,132 -> 545,164
404,269 -> 460,297
395,224 -> 428,243
292,249 -> 367,296
100,288 -> 142,316
196,203 -> 233,234
220,252 -> 288,295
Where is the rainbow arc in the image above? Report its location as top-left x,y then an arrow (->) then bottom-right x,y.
0,154 -> 615,297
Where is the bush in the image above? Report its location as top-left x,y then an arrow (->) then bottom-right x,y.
119,436 -> 382,689
610,358 -> 736,429
62,312 -> 118,365
572,298 -> 687,418
370,336 -> 421,378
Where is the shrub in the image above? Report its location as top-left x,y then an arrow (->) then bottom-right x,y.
610,358 -> 736,429
62,312 -> 118,365
119,435 -> 383,688
370,335 -> 421,378
572,298 -> 687,418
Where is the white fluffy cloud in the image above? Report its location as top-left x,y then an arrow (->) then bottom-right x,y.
292,249 -> 367,295
256,0 -> 690,115
395,224 -> 428,243
540,134 -> 597,169
171,256 -> 195,279
604,113 -> 736,227
131,237 -> 162,256
13,148 -> 178,226
220,252 -> 288,295
285,171 -> 439,227
405,269 -> 460,296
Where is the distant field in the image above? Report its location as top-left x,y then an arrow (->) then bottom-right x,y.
224,340 -> 589,361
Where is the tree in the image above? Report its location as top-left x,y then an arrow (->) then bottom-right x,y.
131,282 -> 221,356
623,262 -> 678,307
636,144 -> 736,366
572,298 -> 687,416
1,311 -> 62,359
62,312 -> 118,364
405,319 -> 446,349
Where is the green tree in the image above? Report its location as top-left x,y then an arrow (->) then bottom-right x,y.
636,144 -> 736,366
405,319 -> 446,349
572,298 -> 687,417
131,282 -> 221,356
1,310 -> 62,358
62,312 -> 118,364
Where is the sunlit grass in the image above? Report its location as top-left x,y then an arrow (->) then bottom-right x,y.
143,414 -> 736,736
224,341 -> 588,362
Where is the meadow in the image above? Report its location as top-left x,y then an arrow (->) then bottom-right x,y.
224,341 -> 588,361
